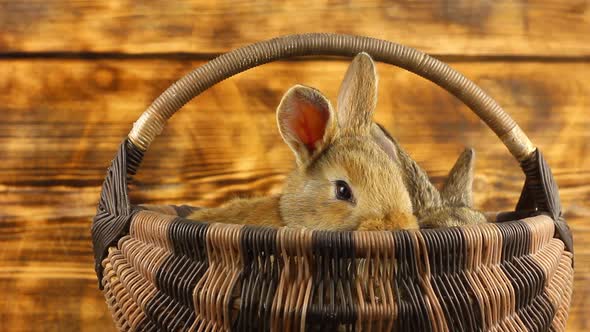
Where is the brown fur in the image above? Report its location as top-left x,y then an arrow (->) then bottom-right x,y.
372,125 -> 486,228
421,148 -> 487,227
186,196 -> 282,226
187,53 -> 417,230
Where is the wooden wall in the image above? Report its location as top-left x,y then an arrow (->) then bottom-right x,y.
0,1 -> 588,331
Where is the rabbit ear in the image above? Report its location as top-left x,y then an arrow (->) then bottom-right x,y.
277,85 -> 337,165
371,123 -> 442,213
370,123 -> 398,161
337,52 -> 378,134
441,148 -> 476,207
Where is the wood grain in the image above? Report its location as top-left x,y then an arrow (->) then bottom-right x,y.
0,271 -> 115,332
0,0 -> 589,57
0,58 -> 588,331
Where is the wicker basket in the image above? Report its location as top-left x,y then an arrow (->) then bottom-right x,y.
92,34 -> 574,332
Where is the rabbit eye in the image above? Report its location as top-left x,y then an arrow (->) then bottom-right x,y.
335,180 -> 353,202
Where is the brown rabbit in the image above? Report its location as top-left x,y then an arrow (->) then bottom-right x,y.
371,124 -> 486,228
186,53 -> 417,231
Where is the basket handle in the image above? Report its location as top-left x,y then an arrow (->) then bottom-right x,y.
127,33 -> 535,161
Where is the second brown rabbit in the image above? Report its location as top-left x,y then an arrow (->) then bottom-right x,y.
372,124 -> 487,228
186,53 -> 418,231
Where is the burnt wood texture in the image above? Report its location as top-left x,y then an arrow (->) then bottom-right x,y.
0,1 -> 588,331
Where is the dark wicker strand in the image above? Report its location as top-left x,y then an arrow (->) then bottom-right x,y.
498,221 -> 556,331
520,149 -> 573,254
92,139 -> 144,285
393,231 -> 432,331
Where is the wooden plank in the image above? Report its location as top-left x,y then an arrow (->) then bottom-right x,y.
0,275 -> 116,332
0,59 -> 588,330
0,0 -> 589,56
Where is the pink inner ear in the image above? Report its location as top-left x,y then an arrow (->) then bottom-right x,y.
288,100 -> 329,153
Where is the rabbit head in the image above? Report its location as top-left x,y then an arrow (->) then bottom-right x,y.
277,53 -> 417,231
420,148 -> 487,227
372,124 -> 486,228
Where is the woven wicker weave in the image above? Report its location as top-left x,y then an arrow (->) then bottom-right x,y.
92,34 -> 574,331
